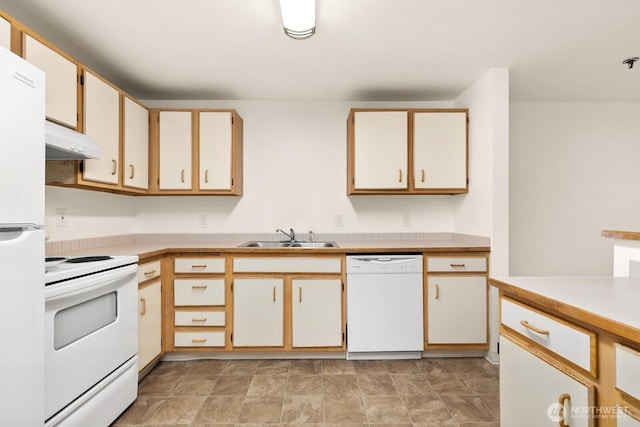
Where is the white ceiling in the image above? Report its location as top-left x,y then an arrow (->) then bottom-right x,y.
2,0 -> 640,101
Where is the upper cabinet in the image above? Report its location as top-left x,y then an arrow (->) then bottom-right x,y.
347,108 -> 469,195
123,97 -> 149,190
0,16 -> 10,50
23,34 -> 78,129
150,109 -> 243,195
82,70 -> 120,185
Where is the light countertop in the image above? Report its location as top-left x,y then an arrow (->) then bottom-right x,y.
490,276 -> 640,342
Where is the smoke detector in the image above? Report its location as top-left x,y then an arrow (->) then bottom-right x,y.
622,57 -> 639,69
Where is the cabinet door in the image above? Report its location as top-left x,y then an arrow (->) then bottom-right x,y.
199,111 -> 232,190
24,35 -> 77,128
0,16 -> 9,50
413,111 -> 467,190
427,276 -> 486,344
291,279 -> 342,347
138,281 -> 162,371
159,111 -> 192,190
353,111 -> 408,189
123,97 -> 149,190
233,278 -> 283,347
500,336 -> 593,427
82,71 -> 120,184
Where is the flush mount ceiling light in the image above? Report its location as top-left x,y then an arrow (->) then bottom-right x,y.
623,57 -> 639,69
279,0 -> 316,39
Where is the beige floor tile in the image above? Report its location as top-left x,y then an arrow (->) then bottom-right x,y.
427,372 -> 473,394
111,396 -> 165,425
222,360 -> 261,375
322,374 -> 359,396
415,358 -> 453,375
440,394 -> 497,423
458,372 -> 500,394
391,373 -> 434,395
211,375 -> 253,395
256,359 -> 290,375
323,395 -> 368,423
146,396 -> 206,425
384,360 -> 421,374
138,375 -> 182,397
321,359 -> 355,375
363,395 -> 412,423
192,395 -> 244,424
149,360 -> 194,377
286,374 -> 323,395
172,376 -> 218,396
187,359 -> 228,376
237,396 -> 284,423
353,360 -> 389,374
247,374 -> 288,396
281,395 -> 324,423
403,395 -> 455,424
289,359 -> 322,374
478,393 -> 500,419
356,373 -> 398,395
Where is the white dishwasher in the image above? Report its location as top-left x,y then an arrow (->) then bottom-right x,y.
346,254 -> 424,359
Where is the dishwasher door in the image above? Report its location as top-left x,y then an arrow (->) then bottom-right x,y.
346,255 -> 424,359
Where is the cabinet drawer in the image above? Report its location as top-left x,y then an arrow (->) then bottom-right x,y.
174,332 -> 225,347
501,298 -> 594,374
138,260 -> 161,283
233,257 -> 341,273
175,311 -> 225,326
175,257 -> 225,273
174,279 -> 225,305
427,256 -> 486,272
615,343 -> 640,400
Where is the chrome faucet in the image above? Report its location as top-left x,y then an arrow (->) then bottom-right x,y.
276,228 -> 296,242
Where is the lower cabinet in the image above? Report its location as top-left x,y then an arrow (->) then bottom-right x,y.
500,336 -> 594,427
291,279 -> 342,348
138,280 -> 162,371
232,278 -> 284,347
426,276 -> 487,344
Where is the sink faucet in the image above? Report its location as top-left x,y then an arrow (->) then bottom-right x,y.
276,228 -> 296,242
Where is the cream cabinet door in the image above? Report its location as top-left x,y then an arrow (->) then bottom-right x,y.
123,97 -> 149,189
500,336 -> 593,427
232,278 -> 283,347
353,111 -> 408,189
82,71 -> 120,184
427,276 -> 486,344
291,279 -> 342,347
138,281 -> 162,371
199,111 -> 232,190
159,111 -> 192,190
413,111 -> 467,190
24,35 -> 77,128
0,16 -> 9,50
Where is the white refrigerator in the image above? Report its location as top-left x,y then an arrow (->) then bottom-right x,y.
0,46 -> 46,425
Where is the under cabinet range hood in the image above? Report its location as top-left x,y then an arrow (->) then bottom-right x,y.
45,120 -> 102,160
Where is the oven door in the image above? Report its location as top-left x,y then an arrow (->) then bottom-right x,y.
44,264 -> 138,420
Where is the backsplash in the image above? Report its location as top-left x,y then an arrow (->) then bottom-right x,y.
46,232 -> 490,254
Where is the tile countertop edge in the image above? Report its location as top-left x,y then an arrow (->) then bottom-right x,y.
489,276 -> 640,344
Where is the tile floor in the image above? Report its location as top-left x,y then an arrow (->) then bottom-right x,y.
112,357 -> 499,427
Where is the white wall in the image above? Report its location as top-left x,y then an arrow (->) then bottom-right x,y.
510,101 -> 640,276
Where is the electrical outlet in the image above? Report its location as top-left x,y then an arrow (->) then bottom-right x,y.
334,214 -> 343,228
402,212 -> 411,227
198,214 -> 208,228
55,208 -> 67,227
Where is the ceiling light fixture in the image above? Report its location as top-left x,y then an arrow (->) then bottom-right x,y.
279,0 -> 316,40
623,57 -> 639,69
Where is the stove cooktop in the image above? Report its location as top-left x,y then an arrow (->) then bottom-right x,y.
45,255 -> 138,285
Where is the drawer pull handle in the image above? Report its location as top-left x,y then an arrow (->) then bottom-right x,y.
129,164 -> 135,179
450,263 -> 466,268
140,298 -> 146,315
191,338 -> 207,343
191,264 -> 207,269
205,169 -> 209,183
273,286 -> 276,302
192,285 -> 208,290
192,318 -> 207,322
435,283 -> 440,300
558,393 -> 570,427
144,269 -> 157,277
421,169 -> 425,183
181,169 -> 185,183
111,159 -> 117,175
398,169 -> 403,182
299,287 -> 302,303
520,320 -> 549,335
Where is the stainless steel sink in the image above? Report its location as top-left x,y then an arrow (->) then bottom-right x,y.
239,240 -> 339,248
